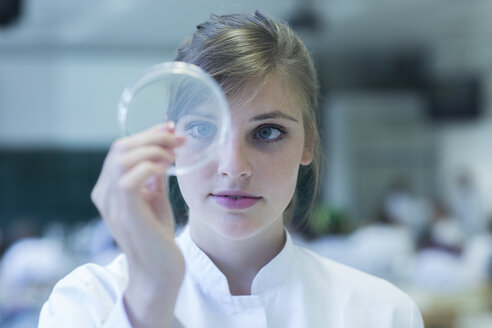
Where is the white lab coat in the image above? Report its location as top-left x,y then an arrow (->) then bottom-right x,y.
39,227 -> 423,327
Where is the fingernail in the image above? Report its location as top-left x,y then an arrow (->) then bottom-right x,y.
160,121 -> 175,132
166,121 -> 175,130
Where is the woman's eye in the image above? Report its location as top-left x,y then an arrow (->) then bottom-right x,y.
186,121 -> 217,139
255,126 -> 283,141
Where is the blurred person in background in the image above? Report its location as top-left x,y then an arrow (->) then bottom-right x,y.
0,236 -> 73,328
421,198 -> 464,254
0,217 -> 45,326
382,178 -> 431,242
450,170 -> 488,237
461,217 -> 492,288
67,218 -> 121,266
2,216 -> 41,251
412,196 -> 492,292
343,197 -> 417,284
0,217 -> 119,327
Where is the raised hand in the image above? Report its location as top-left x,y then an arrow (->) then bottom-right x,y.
91,122 -> 186,328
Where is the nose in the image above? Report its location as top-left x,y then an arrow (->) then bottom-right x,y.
216,137 -> 253,179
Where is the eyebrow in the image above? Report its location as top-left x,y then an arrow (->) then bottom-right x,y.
249,110 -> 299,123
180,112 -> 218,121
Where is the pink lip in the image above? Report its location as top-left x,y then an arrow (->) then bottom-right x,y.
210,191 -> 262,210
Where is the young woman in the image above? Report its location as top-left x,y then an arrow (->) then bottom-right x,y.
39,12 -> 423,328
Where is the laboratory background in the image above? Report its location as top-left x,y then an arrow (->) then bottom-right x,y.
1,0 -> 492,327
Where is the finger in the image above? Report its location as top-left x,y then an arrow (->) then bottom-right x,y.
118,145 -> 176,172
113,123 -> 185,152
114,132 -> 185,154
118,161 -> 169,191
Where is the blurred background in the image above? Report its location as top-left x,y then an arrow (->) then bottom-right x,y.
1,0 -> 492,327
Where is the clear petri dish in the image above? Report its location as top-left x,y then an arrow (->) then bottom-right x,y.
118,61 -> 230,176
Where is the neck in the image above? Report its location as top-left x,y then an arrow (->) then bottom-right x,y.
188,215 -> 286,295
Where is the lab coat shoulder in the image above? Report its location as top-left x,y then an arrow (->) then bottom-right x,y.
38,254 -> 132,328
292,244 -> 424,328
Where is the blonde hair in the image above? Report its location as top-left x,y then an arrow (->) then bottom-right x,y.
170,11 -> 322,227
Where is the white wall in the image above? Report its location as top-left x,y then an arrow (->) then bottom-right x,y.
0,49 -> 175,148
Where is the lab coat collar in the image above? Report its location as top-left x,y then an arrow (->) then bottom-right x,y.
176,226 -> 295,298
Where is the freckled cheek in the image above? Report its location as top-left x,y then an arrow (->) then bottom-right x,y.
265,153 -> 301,188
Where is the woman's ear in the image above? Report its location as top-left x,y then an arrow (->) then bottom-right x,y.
301,135 -> 314,166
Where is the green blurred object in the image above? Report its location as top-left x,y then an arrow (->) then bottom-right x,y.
309,204 -> 351,237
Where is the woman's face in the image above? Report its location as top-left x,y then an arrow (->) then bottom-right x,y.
177,76 -> 313,242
